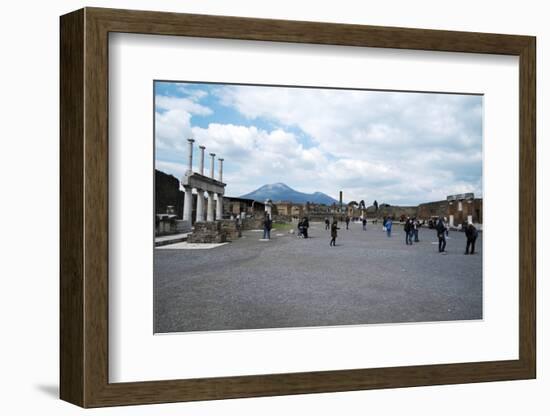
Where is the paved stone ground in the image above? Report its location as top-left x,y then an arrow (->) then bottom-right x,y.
154,221 -> 482,333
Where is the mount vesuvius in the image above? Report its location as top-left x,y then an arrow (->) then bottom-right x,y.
240,183 -> 339,205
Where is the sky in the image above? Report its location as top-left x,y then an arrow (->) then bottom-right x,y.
154,81 -> 483,206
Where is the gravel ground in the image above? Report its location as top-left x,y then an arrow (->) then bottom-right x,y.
154,221 -> 482,333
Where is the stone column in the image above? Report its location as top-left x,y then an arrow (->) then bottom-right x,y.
183,186 -> 193,222
207,191 -> 215,221
265,199 -> 272,220
199,145 -> 205,175
216,193 -> 223,220
209,153 -> 216,179
186,138 -> 195,174
196,190 -> 205,222
218,158 -> 224,182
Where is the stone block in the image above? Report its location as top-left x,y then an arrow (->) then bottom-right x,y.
188,221 -> 227,244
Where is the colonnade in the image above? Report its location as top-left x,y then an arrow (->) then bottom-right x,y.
181,139 -> 226,223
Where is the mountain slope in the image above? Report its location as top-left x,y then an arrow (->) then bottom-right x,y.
240,183 -> 338,205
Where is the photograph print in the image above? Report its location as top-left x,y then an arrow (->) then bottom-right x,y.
154,81 -> 483,334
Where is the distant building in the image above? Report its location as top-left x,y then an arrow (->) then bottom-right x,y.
274,201 -> 305,218
224,196 -> 266,218
274,201 -> 293,216
418,194 -> 482,225
365,203 -> 417,220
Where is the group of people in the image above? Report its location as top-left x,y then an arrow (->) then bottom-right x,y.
268,213 -> 479,254
383,215 -> 479,255
403,217 -> 421,245
324,216 -> 369,247
435,217 -> 479,255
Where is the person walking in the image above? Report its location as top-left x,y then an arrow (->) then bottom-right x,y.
362,217 -> 367,231
302,216 -> 310,239
404,218 -> 413,245
330,220 -> 340,246
385,217 -> 393,237
345,216 -> 350,230
325,217 -> 330,230
436,217 -> 447,253
464,223 -> 478,254
263,215 -> 272,240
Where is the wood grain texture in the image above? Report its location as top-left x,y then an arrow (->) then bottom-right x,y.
59,7 -> 537,408
518,38 -> 536,376
59,8 -> 84,407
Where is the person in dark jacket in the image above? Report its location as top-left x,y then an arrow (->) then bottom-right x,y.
330,220 -> 340,246
263,215 -> 272,240
436,217 -> 447,253
464,223 -> 478,254
404,218 -> 413,245
362,217 -> 367,231
345,216 -> 350,230
297,219 -> 304,238
302,216 -> 310,238
324,217 -> 330,230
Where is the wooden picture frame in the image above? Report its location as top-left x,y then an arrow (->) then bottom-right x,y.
60,7 -> 536,408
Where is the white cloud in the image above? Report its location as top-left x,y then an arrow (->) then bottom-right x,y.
176,86 -> 209,101
155,85 -> 483,204
156,95 -> 212,115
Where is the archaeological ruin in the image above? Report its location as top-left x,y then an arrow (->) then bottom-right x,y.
155,142 -> 483,244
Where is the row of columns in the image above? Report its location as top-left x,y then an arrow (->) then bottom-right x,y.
182,138 -> 225,223
187,139 -> 223,179
183,190 -> 221,222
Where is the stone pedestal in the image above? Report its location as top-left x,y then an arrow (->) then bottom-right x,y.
220,219 -> 242,241
187,221 -> 227,243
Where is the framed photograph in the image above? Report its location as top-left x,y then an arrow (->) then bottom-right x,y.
60,7 -> 536,407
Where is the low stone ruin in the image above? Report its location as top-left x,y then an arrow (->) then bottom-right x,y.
219,219 -> 242,241
187,221 -> 227,244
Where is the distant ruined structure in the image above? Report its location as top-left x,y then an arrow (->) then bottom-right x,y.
363,193 -> 483,226
418,193 -> 482,226
155,139 -> 226,238
155,146 -> 483,239
155,170 -> 184,218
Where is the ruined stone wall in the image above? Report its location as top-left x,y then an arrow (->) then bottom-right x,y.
219,219 -> 242,241
374,205 -> 418,219
187,222 -> 227,243
417,200 -> 448,219
417,198 -> 483,224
